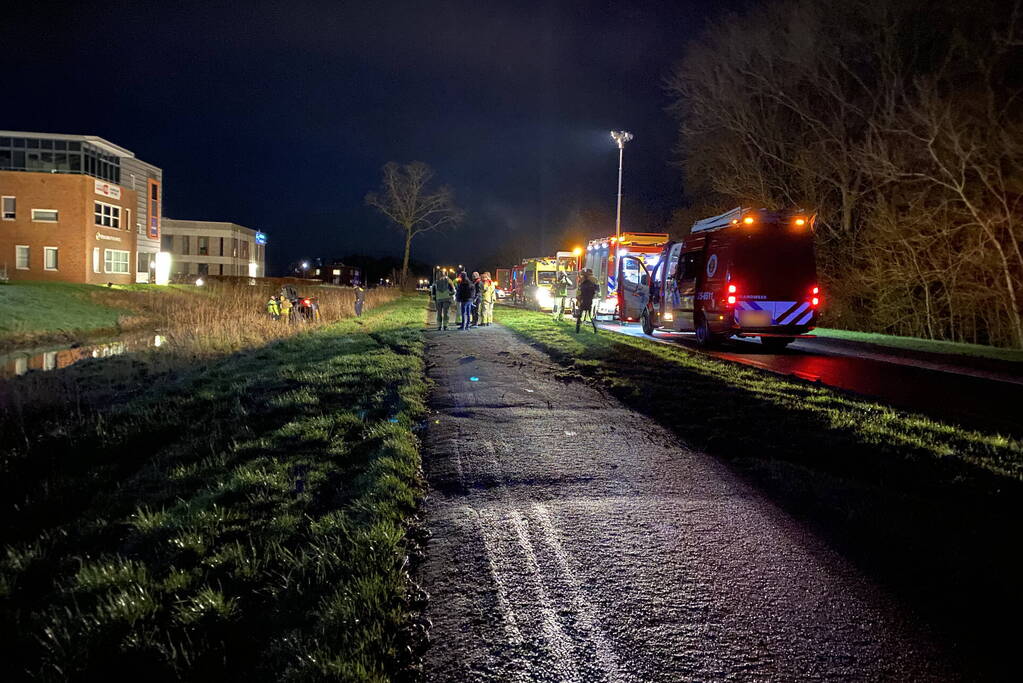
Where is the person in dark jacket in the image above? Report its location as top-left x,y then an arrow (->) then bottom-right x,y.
455,272 -> 474,330
575,269 -> 598,333
470,271 -> 483,327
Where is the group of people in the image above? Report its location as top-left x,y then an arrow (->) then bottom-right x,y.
431,270 -> 496,330
265,294 -> 293,322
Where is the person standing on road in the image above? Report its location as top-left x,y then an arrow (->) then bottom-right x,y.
431,272 -> 455,330
354,284 -> 366,316
553,271 -> 571,321
470,271 -> 483,328
480,272 -> 496,326
576,269 -> 598,334
456,272 -> 474,330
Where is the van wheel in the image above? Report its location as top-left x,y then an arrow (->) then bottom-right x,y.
695,315 -> 721,348
761,337 -> 794,351
641,310 -> 655,336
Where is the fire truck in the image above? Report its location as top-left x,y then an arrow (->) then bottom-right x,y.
618,208 -> 820,348
584,232 -> 668,318
495,268 -> 511,299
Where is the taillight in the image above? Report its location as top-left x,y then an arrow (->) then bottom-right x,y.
809,286 -> 820,308
726,283 -> 738,306
811,297 -> 820,306
303,298 -> 311,305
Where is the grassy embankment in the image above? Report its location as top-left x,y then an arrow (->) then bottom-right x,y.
0,281 -> 386,353
813,326 -> 1023,363
1,295 -> 429,681
497,306 -> 1022,672
0,282 -> 135,349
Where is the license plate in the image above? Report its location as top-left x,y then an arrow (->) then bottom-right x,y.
738,310 -> 772,327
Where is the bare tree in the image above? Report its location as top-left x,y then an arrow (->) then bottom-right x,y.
366,162 -> 463,287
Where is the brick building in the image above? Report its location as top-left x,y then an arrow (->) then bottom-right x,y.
0,131 -> 162,284
160,219 -> 266,278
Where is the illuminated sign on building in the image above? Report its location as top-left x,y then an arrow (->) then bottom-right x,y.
255,232 -> 267,245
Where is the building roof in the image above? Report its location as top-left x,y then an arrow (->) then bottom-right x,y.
0,130 -> 136,158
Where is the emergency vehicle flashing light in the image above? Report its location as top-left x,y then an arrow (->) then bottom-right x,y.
743,216 -> 755,225
795,217 -> 806,226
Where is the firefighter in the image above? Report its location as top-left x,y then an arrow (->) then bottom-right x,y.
280,295 -> 293,323
431,272 -> 455,330
354,284 -> 366,316
553,271 -> 571,321
480,272 -> 496,326
266,295 -> 280,320
575,269 -> 598,334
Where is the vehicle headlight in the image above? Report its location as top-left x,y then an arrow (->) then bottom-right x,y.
536,289 -> 552,304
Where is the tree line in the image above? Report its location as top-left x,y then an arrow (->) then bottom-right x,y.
668,0 -> 1022,347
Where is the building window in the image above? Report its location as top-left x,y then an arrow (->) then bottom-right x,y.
31,209 -> 58,222
93,248 -> 100,273
219,238 -> 225,256
147,179 -> 160,239
94,201 -> 121,229
197,263 -> 209,276
198,236 -> 209,256
180,236 -> 190,255
44,247 -> 58,270
16,245 -> 29,269
240,240 -> 250,259
1,196 -> 14,220
104,249 -> 130,274
161,234 -> 173,251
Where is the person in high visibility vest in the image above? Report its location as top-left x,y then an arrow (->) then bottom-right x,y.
266,295 -> 280,320
553,271 -> 571,321
280,296 -> 293,323
431,273 -> 455,330
354,285 -> 366,316
480,272 -> 496,326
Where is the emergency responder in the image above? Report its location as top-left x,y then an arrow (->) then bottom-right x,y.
431,272 -> 455,330
470,271 -> 483,327
280,295 -> 293,324
266,295 -> 280,320
455,272 -> 474,330
354,284 -> 366,316
576,269 -> 598,333
553,271 -> 571,321
480,272 -> 496,326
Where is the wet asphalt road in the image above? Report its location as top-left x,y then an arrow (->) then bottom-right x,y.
419,323 -> 959,681
598,321 -> 1023,437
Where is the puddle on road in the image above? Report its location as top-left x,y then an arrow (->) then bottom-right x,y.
0,334 -> 168,378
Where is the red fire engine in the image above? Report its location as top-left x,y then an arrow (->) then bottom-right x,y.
583,232 -> 668,318
618,208 -> 820,348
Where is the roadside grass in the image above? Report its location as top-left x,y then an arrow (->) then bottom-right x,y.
813,326 -> 1023,363
497,306 -> 1023,669
0,296 -> 429,681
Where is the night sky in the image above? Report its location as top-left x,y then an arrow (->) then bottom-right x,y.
4,0 -> 736,275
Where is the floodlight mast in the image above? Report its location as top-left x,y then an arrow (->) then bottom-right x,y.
610,130 -> 633,242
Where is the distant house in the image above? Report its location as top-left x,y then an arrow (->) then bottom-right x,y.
299,257 -> 361,286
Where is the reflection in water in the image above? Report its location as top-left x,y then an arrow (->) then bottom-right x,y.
1,335 -> 168,377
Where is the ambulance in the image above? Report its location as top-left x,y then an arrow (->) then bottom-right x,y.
495,268 -> 511,299
618,208 -> 820,348
519,256 -> 559,310
584,232 -> 668,318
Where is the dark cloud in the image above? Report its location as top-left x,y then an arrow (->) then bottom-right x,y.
3,0 -> 737,273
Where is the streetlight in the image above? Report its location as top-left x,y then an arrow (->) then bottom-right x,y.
610,130 -> 633,242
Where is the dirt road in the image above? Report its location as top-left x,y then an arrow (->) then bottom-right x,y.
419,323 -> 960,681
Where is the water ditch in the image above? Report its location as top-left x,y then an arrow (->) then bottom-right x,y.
0,333 -> 168,378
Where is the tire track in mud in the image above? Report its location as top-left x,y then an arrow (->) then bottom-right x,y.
418,323 -> 962,681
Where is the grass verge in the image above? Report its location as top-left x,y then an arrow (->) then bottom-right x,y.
812,326 -> 1023,363
0,282 -> 132,345
1,296 -> 429,681
497,306 -> 1022,674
